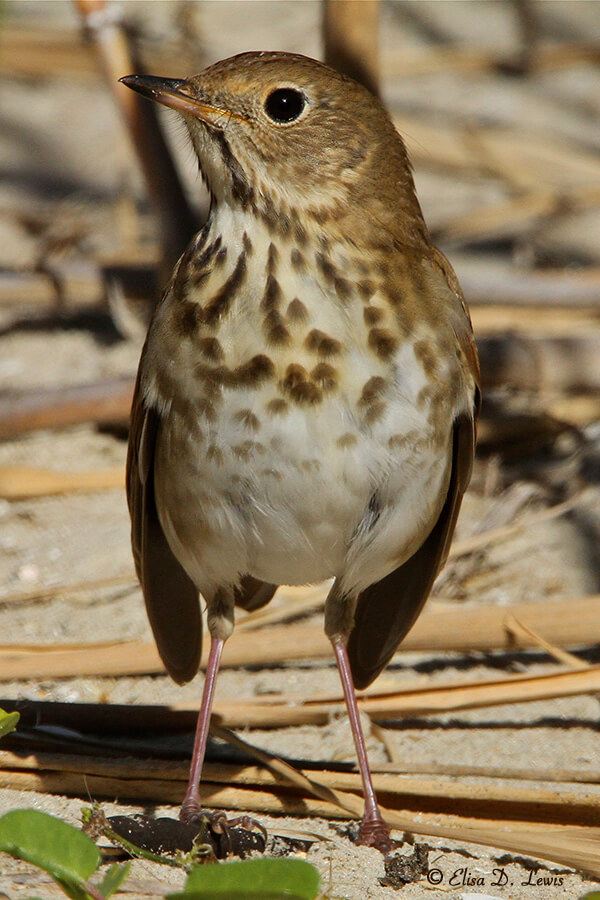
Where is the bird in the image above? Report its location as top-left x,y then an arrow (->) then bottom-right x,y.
122,50 -> 480,852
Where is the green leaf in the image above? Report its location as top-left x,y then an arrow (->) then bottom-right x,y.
54,876 -> 96,900
0,809 -> 100,889
0,708 -> 19,738
169,857 -> 321,900
95,862 -> 131,897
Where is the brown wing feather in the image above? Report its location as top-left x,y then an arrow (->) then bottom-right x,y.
347,405 -> 478,690
126,367 -> 202,686
127,362 -> 278,679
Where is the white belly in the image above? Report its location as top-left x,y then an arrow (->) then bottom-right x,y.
154,347 -> 454,598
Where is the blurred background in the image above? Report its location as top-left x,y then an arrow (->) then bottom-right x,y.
2,2 -> 600,893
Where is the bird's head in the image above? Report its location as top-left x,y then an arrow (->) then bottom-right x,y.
120,51 -> 423,241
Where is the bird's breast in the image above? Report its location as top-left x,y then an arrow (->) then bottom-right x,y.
148,216 -> 465,592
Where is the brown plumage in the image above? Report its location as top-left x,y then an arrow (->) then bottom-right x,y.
122,51 -> 479,851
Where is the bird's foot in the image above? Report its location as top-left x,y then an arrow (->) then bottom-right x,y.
179,794 -> 206,825
357,816 -> 398,855
209,810 -> 268,843
179,802 -> 267,856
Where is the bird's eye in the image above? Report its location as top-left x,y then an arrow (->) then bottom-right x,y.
264,88 -> 306,124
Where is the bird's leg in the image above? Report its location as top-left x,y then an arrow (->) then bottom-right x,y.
331,633 -> 395,853
179,589 -> 266,842
180,631 -> 225,823
180,588 -> 231,824
325,587 -> 393,851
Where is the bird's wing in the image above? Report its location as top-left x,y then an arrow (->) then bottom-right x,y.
347,405 -> 477,690
430,246 -> 481,390
347,251 -> 480,690
126,360 -> 202,685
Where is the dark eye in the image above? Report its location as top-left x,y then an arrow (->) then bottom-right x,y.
264,88 -> 305,124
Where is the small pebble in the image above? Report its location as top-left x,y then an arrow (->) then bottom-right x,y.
18,563 -> 40,584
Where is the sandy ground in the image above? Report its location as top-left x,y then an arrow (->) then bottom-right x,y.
2,2 -> 600,898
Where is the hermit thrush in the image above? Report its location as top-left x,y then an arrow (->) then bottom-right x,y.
122,51 -> 479,851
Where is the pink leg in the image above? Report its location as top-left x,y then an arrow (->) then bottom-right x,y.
180,635 -> 224,823
331,636 -> 394,852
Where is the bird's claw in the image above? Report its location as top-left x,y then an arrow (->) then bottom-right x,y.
212,811 -> 268,840
180,803 -> 267,856
357,818 -> 398,855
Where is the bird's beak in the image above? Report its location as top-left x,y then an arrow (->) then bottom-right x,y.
119,74 -> 240,127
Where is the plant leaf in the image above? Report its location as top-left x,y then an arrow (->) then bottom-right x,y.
170,857 -> 321,899
0,708 -> 19,738
95,862 -> 131,897
54,876 -> 96,900
0,809 -> 100,887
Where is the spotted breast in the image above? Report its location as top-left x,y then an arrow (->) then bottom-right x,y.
140,201 -> 470,603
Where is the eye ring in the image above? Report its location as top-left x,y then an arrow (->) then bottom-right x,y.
264,87 -> 306,124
